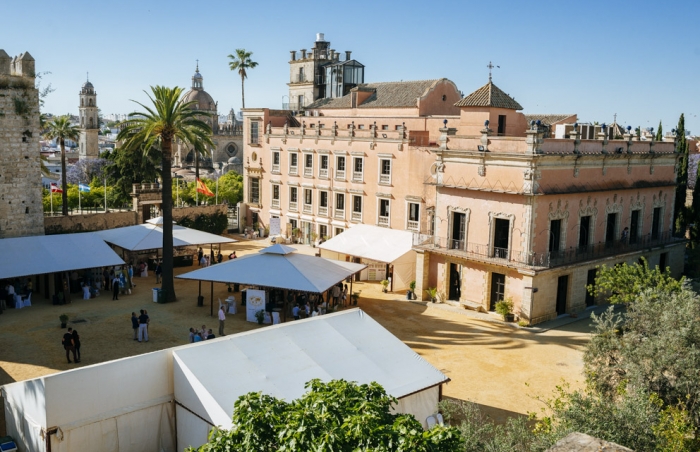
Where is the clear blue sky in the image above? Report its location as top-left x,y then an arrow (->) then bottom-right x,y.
3,0 -> 699,133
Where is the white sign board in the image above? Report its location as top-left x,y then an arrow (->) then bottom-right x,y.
246,289 -> 266,323
269,217 -> 281,236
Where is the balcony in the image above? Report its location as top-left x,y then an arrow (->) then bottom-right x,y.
334,209 -> 345,220
319,168 -> 328,179
303,204 -> 313,214
289,201 -> 298,212
272,164 -> 280,173
304,167 -> 313,177
352,172 -> 363,182
378,216 -> 389,227
289,166 -> 298,176
271,199 -> 280,209
407,220 -> 419,231
318,206 -> 328,217
412,231 -> 684,269
335,170 -> 345,180
379,174 -> 391,185
351,211 -> 362,222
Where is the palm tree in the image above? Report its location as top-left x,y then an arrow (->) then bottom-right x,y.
227,49 -> 258,109
44,115 -> 79,215
118,86 -> 213,302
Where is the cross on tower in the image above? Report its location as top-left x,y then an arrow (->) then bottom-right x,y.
86,72 -> 89,82
196,59 -> 199,71
487,61 -> 500,82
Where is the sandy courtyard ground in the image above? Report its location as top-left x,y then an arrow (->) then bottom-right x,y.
0,237 -> 591,424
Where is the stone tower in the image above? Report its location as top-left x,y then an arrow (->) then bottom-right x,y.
0,49 -> 45,238
78,78 -> 99,160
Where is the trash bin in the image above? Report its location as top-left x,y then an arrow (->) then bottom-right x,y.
0,437 -> 18,452
197,295 -> 204,307
152,288 -> 160,303
157,289 -> 164,304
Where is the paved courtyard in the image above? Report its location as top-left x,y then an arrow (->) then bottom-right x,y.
0,237 -> 592,424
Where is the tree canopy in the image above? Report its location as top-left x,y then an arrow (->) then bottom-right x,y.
188,379 -> 461,452
227,49 -> 258,109
43,115 -> 79,215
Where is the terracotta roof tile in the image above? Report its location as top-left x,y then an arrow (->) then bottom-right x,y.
455,81 -> 523,110
523,114 -> 576,125
306,79 -> 445,109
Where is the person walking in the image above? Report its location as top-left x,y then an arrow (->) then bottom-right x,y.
131,312 -> 139,340
112,274 -> 120,300
198,247 -> 204,266
72,329 -> 81,363
138,309 -> 149,342
218,305 -> 226,336
62,328 -> 77,363
155,262 -> 162,284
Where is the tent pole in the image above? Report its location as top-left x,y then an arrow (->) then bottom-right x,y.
198,280 -> 201,306
350,278 -> 353,305
283,289 -> 287,323
210,281 -> 214,317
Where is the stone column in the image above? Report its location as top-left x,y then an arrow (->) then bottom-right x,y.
415,250 -> 430,301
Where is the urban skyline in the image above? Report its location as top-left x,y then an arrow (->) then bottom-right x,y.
3,0 -> 699,133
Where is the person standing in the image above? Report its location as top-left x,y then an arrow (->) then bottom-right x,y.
188,327 -> 196,343
218,305 -> 226,336
103,268 -> 110,291
138,309 -> 149,342
217,251 -> 223,264
332,284 -> 341,307
72,329 -> 81,363
206,329 -> 216,340
197,247 -> 204,266
62,328 -> 77,363
131,312 -> 139,340
292,304 -> 300,320
112,274 -> 120,300
155,262 -> 162,284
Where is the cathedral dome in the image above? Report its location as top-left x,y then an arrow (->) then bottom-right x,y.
81,80 -> 95,94
183,88 -> 216,111
228,156 -> 242,164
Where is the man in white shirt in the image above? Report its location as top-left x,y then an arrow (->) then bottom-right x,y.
218,306 -> 226,336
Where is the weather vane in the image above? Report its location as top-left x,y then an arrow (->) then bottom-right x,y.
487,61 -> 500,82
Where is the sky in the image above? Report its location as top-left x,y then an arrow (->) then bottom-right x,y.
2,0 -> 700,133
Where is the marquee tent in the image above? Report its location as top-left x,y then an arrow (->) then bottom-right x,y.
94,218 -> 235,252
2,309 -> 448,452
319,224 -> 416,291
176,244 -> 365,293
0,232 -> 125,280
173,309 -> 449,449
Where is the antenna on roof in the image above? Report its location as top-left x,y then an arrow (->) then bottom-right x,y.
487,61 -> 500,82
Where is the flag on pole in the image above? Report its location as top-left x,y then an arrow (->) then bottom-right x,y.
50,183 -> 63,193
78,183 -> 91,193
196,178 -> 214,197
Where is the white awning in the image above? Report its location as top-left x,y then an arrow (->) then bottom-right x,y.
0,233 -> 125,279
177,244 -> 365,293
94,223 -> 235,252
319,224 -> 414,263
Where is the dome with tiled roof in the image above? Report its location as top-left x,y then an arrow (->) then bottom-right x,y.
455,80 -> 522,110
182,64 -> 216,112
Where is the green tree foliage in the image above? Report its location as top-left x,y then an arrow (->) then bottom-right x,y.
178,212 -> 228,235
117,86 -> 213,303
656,121 -> 663,141
675,114 -> 689,233
216,171 -> 243,205
227,49 -> 258,109
103,146 -> 161,206
172,172 -> 242,207
188,379 -> 462,452
587,258 -> 683,305
43,115 -> 79,215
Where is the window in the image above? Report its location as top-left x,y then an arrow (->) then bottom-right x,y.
304,153 -> 313,177
289,153 -> 298,175
395,125 -> 402,130
381,125 -> 389,130
579,216 -> 591,249
652,207 -> 662,240
451,212 -> 466,250
304,189 -> 312,205
297,95 -> 304,109
336,193 -> 345,210
319,155 -> 329,178
250,121 -> 259,144
272,185 -> 280,200
289,187 -> 298,211
378,199 -> 390,226
497,115 -> 506,135
336,156 -> 346,179
335,227 -> 344,236
320,191 -> 328,207
249,178 -> 259,204
629,210 -> 640,244
379,159 -> 391,184
358,124 -> 365,130
659,252 -> 668,271
605,213 -> 617,246
319,225 -> 328,240
407,203 -> 420,231
352,157 -> 363,182
298,67 -> 304,82
290,219 -> 297,230
352,195 -> 363,221
272,151 -> 280,173
549,219 -> 561,253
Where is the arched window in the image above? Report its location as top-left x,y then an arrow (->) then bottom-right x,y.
89,117 -> 93,127
89,99 -> 93,106
81,99 -> 84,106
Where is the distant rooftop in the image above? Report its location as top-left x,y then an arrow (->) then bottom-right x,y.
455,80 -> 523,110
306,79 -> 447,109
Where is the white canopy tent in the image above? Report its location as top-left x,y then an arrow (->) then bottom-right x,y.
173,309 -> 449,449
2,309 -> 448,452
0,232 -> 124,280
176,244 -> 365,293
319,224 -> 416,291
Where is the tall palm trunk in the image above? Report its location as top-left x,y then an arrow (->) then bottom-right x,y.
161,138 -> 176,302
240,75 -> 245,109
60,138 -> 68,216
194,147 -> 199,206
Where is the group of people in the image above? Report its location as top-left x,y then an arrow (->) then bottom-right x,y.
288,285 -> 347,320
1,278 -> 31,311
131,310 -> 150,342
197,248 -> 225,267
188,324 -> 217,342
62,328 -> 82,363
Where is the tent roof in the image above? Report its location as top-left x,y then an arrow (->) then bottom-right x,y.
94,223 -> 235,252
318,224 -> 414,263
0,233 -> 125,279
176,245 -> 365,293
173,309 -> 449,427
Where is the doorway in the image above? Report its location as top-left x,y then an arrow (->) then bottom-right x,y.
448,263 -> 461,300
493,219 -> 510,258
585,269 -> 596,307
450,212 -> 466,250
556,275 -> 569,315
489,272 -> 505,311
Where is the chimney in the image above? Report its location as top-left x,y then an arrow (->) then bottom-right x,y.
345,51 -> 352,61
290,51 -> 296,61
316,33 -> 325,42
329,49 -> 334,60
301,49 -> 307,59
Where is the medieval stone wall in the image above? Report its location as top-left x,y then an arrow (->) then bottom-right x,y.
0,50 -> 45,238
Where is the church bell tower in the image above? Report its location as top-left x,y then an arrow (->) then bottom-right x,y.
79,77 -> 99,160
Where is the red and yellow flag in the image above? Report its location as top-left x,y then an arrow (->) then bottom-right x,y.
196,178 -> 214,197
